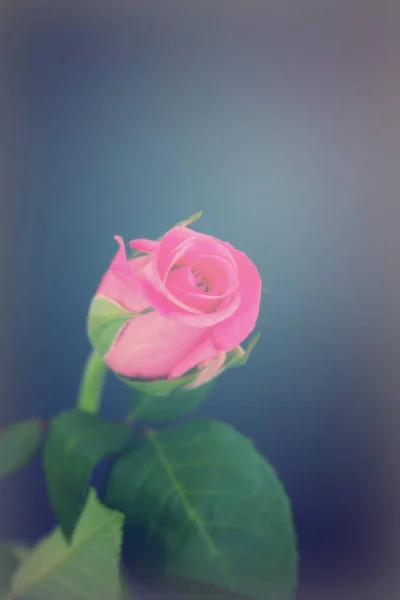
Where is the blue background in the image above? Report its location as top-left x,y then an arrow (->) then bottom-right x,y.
1,1 -> 400,598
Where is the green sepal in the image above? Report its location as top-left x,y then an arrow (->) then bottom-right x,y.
130,210 -> 204,259
223,333 -> 261,372
118,371 -> 196,397
175,209 -> 203,228
87,295 -> 153,357
155,210 -> 203,241
129,250 -> 149,260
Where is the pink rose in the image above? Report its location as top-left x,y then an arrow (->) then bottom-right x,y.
89,221 -> 261,383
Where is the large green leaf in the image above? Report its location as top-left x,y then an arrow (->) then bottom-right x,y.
43,409 -> 133,541
119,574 -> 140,600
126,382 -> 214,423
0,420 -> 43,481
104,419 -> 298,599
10,488 -> 124,600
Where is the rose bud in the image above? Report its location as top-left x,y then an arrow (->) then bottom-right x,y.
87,219 -> 261,387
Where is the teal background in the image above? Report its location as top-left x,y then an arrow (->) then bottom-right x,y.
1,1 -> 400,598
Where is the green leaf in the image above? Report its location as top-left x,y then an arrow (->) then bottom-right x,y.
10,488 -> 124,600
104,419 -> 298,599
7,544 -> 31,565
76,351 -> 108,414
43,409 -> 133,541
0,420 -> 43,481
0,542 -> 22,593
126,381 -> 214,422
119,576 -> 139,600
87,296 -> 154,357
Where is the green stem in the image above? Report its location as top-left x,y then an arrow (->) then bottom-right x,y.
76,351 -> 108,414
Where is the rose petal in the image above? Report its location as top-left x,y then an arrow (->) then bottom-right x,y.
129,238 -> 159,253
97,236 -> 150,313
211,247 -> 262,351
161,228 -> 238,283
157,226 -> 198,280
166,264 -> 220,313
183,352 -> 227,390
140,275 -> 242,327
161,237 -> 197,284
168,334 -> 220,379
166,252 -> 239,299
104,310 -> 207,379
139,259 -> 204,314
133,226 -> 242,326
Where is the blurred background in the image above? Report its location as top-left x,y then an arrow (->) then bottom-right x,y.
1,0 -> 400,598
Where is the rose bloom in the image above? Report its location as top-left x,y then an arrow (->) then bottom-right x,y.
92,224 -> 261,386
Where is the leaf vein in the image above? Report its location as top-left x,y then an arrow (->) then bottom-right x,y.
206,521 -> 262,538
171,462 -> 240,471
159,434 -> 210,449
12,519 -> 120,596
145,487 -> 176,542
187,490 -> 253,501
147,433 -> 235,591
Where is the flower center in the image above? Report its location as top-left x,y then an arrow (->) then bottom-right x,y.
192,269 -> 209,292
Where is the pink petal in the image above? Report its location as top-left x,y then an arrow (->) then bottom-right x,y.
104,310 -> 208,379
129,238 -> 159,253
97,236 -> 150,313
140,275 -> 241,327
211,247 -> 262,351
183,352 -> 227,390
157,226 -> 198,280
133,226 -> 242,327
166,252 -> 239,299
138,259 -> 204,315
161,236 -> 197,283
168,334 -> 220,379
160,227 -> 237,282
166,265 -> 220,313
